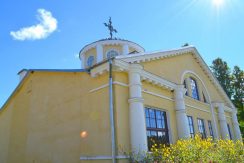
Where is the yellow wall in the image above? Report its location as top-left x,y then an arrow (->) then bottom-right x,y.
0,71 -> 116,163
113,73 -> 130,153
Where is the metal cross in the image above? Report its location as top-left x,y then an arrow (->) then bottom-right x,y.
104,17 -> 117,39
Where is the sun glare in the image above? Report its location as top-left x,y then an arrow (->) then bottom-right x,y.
213,0 -> 224,7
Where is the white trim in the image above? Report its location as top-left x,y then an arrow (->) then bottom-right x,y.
224,106 -> 233,113
80,39 -> 145,59
185,104 -> 211,113
141,70 -> 176,90
89,81 -> 128,93
89,84 -> 109,93
214,112 -> 232,119
90,62 -> 109,77
80,155 -> 129,160
185,96 -> 210,107
113,81 -> 129,87
91,59 -> 177,91
181,70 -> 211,103
142,89 -> 174,101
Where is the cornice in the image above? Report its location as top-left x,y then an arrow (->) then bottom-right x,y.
91,59 -> 176,91
79,39 -> 145,58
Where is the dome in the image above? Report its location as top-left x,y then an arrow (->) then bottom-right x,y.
79,38 -> 145,69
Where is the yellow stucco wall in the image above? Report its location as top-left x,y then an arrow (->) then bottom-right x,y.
0,71 -> 119,163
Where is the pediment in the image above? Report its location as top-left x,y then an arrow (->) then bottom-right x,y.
116,46 -> 234,108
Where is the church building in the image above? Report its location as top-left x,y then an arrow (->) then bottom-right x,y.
0,35 -> 242,162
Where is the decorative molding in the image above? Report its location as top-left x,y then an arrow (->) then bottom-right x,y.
92,59 -> 177,91
89,84 -> 109,93
89,81 -> 128,93
181,70 -> 211,103
128,97 -> 144,103
140,71 -> 176,90
214,112 -> 232,119
185,96 -> 210,107
90,62 -> 109,77
224,106 -> 233,113
114,81 -> 129,87
142,89 -> 174,101
185,104 -> 211,113
116,46 -> 194,63
80,39 -> 145,59
80,155 -> 128,160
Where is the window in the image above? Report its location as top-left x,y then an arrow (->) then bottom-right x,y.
187,116 -> 195,138
227,124 -> 232,140
202,92 -> 207,103
106,49 -> 119,58
197,118 -> 206,138
208,120 -> 214,138
145,107 -> 169,150
183,79 -> 188,96
190,78 -> 199,100
87,56 -> 95,67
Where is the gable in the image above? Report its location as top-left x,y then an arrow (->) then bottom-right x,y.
116,47 -> 234,108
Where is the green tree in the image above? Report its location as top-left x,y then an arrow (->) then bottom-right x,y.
211,58 -> 244,137
232,66 -> 244,136
210,58 -> 233,98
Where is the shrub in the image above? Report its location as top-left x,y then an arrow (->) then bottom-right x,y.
127,134 -> 243,163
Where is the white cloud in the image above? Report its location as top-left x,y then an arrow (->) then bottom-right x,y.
10,9 -> 58,41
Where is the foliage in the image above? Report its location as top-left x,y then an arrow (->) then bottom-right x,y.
210,58 -> 233,98
210,58 -> 244,137
127,134 -> 244,163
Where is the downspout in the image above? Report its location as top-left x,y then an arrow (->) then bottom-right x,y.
109,57 -> 116,163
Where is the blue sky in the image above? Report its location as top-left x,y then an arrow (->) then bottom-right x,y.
1,0 -> 244,107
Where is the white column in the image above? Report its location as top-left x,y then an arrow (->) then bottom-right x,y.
96,44 -> 103,63
174,85 -> 191,139
210,104 -> 219,139
232,109 -> 242,140
216,103 -> 230,139
123,44 -> 129,55
128,64 -> 148,153
80,54 -> 85,69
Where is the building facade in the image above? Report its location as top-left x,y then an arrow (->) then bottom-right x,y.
0,39 -> 242,163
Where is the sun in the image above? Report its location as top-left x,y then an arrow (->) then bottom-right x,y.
213,0 -> 224,7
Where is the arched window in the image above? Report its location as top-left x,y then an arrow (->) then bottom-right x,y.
87,56 -> 95,67
183,79 -> 188,96
190,77 -> 199,100
106,49 -> 119,58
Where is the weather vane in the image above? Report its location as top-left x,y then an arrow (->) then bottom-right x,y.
104,17 -> 117,39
